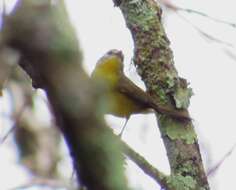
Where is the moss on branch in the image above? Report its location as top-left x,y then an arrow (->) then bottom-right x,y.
115,0 -> 210,189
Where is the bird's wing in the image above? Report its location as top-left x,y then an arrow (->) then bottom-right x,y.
117,74 -> 191,121
116,74 -> 151,107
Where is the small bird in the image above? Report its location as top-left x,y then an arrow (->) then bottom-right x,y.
91,50 -> 190,134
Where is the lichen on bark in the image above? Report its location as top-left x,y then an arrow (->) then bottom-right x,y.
116,0 -> 210,189
120,0 -> 192,108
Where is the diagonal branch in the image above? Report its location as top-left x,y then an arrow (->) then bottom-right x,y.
121,139 -> 169,188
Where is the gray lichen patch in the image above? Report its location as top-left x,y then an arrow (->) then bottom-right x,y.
167,174 -> 197,190
160,118 -> 197,144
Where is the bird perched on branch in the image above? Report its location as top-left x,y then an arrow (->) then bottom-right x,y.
91,50 -> 190,134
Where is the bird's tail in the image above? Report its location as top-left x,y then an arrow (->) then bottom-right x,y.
148,100 -> 192,122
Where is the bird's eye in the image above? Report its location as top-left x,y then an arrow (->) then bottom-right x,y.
107,50 -> 124,62
107,49 -> 120,56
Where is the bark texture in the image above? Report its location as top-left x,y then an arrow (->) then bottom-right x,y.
114,0 -> 210,189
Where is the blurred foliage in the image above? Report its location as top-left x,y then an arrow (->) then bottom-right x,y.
0,53 -> 66,184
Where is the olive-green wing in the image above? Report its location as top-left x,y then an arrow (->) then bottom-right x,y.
117,74 -> 191,121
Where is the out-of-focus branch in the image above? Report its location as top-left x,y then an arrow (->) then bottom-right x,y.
160,0 -> 236,64
224,49 -> 236,61
10,177 -> 77,190
159,0 -> 235,49
1,0 -> 129,190
159,0 -> 236,28
0,98 -> 28,144
0,48 -> 16,95
176,13 -> 234,47
0,58 -> 61,178
178,8 -> 236,28
207,143 -> 236,177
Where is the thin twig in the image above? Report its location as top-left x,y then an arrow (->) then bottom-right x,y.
223,48 -> 236,62
176,12 -> 234,47
178,8 -> 236,29
160,0 -> 236,63
0,100 -> 28,144
159,0 -> 235,48
207,143 -> 236,177
120,139 -> 168,188
159,0 -> 236,28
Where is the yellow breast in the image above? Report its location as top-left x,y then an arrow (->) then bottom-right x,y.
91,53 -> 146,118
91,55 -> 122,87
107,91 -> 144,118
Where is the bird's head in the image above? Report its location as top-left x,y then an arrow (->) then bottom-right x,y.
94,49 -> 124,74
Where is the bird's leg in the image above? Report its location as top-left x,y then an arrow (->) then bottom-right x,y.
119,116 -> 130,137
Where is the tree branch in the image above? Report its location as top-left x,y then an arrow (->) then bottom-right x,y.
1,1 -> 129,189
114,0 -> 210,189
121,140 -> 169,188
